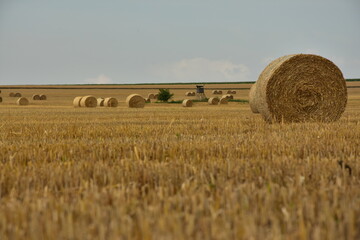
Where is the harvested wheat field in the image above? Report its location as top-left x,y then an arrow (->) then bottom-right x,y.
0,82 -> 360,240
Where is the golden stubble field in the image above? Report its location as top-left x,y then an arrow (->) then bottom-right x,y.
0,83 -> 359,240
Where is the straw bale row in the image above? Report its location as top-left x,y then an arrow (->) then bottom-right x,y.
147,93 -> 158,99
32,94 -> 47,100
9,92 -> 22,97
185,92 -> 196,96
227,90 -> 236,94
212,90 -> 223,95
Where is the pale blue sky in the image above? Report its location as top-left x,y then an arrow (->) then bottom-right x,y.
0,0 -> 359,85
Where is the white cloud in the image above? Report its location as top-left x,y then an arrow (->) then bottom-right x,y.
149,58 -> 250,82
85,74 -> 113,84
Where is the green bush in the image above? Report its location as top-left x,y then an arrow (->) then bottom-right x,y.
157,89 -> 174,102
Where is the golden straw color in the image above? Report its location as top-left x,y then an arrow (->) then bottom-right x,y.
32,95 -> 41,100
182,99 -> 193,107
9,92 -> 15,97
40,95 -> 47,100
219,96 -> 228,104
16,97 -> 29,106
212,90 -> 218,94
73,96 -> 83,107
126,94 -> 145,108
14,93 -> 22,97
224,94 -> 234,100
80,96 -> 97,108
251,54 -> 347,123
104,97 -> 118,107
97,98 -> 105,107
148,93 -> 155,99
208,97 -> 219,105
249,83 -> 259,113
0,97 -> 2,103
154,93 -> 159,99
144,98 -> 151,103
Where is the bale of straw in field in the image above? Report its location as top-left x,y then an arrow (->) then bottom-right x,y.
126,94 -> 145,108
9,92 -> 15,97
231,90 -> 237,94
212,90 -> 218,94
182,99 -> 193,107
97,98 -> 105,106
80,95 -> 97,108
148,93 -> 155,99
185,92 -> 191,96
73,96 -> 83,107
104,97 -> 118,107
154,94 -> 159,99
208,97 -> 219,105
40,94 -> 47,100
0,97 -> 2,103
219,96 -> 228,104
32,94 -> 41,100
225,94 -> 234,100
226,90 -> 232,94
249,83 -> 259,113
250,54 -> 347,123
14,93 -> 22,97
192,92 -> 196,96
17,97 -> 29,106
218,90 -> 223,94
144,98 -> 151,103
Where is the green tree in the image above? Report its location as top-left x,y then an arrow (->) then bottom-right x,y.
157,89 -> 174,102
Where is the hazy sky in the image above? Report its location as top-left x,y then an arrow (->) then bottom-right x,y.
0,0 -> 359,85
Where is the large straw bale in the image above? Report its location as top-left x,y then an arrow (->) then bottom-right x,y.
17,97 -> 29,106
249,83 -> 259,113
182,99 -> 193,107
32,95 -> 41,100
80,95 -> 97,108
250,54 -> 347,123
40,94 -> 47,100
208,97 -> 219,105
104,97 -> 118,107
97,98 -> 105,106
14,93 -> 22,97
126,94 -> 145,108
219,96 -> 228,104
73,97 -> 83,107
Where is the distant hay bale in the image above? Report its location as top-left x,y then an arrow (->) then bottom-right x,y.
97,98 -> 105,106
17,97 -> 29,106
208,97 -> 219,105
224,94 -> 234,100
226,90 -> 232,94
14,93 -> 22,97
9,92 -> 15,97
80,95 -> 97,108
144,98 -> 151,103
182,99 -> 193,107
148,93 -> 155,99
219,96 -> 228,104
154,94 -> 159,99
40,94 -> 47,100
212,90 -> 218,94
32,94 -> 41,100
185,92 -> 190,96
104,97 -> 118,107
126,94 -> 145,108
73,97 -> 83,107
0,97 -> 2,103
231,90 -> 237,94
250,54 -> 347,123
249,83 -> 259,113
218,90 -> 223,94
191,92 -> 196,96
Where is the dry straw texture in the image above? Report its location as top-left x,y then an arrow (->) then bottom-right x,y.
182,99 -> 193,107
32,95 -> 41,100
73,97 -> 83,107
225,94 -> 234,100
218,90 -> 223,94
14,93 -> 22,97
148,93 -> 155,99
154,93 -> 159,99
16,97 -> 29,106
40,95 -> 47,100
249,83 -> 259,113
144,98 -> 151,103
212,90 -> 218,94
104,97 -> 118,107
97,98 -> 105,107
126,94 -> 145,108
208,97 -> 219,105
9,92 -> 15,97
0,97 -> 2,103
250,54 -> 347,123
219,96 -> 228,104
80,96 -> 97,108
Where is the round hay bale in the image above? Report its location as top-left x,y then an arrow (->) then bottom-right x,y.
192,92 -> 196,96
97,98 -> 105,106
126,94 -> 145,108
212,90 -> 218,94
9,92 -> 15,97
17,97 -> 29,106
104,97 -> 118,107
226,90 -> 232,94
231,90 -> 237,94
73,96 -> 83,107
14,93 -> 22,97
40,94 -> 47,100
225,94 -> 234,100
148,93 -> 155,99
182,99 -> 193,107
219,96 -> 228,104
208,97 -> 219,105
218,90 -> 223,94
144,98 -> 151,103
80,95 -> 97,108
32,94 -> 41,100
0,97 -> 2,103
249,83 -> 259,113
252,54 -> 347,123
